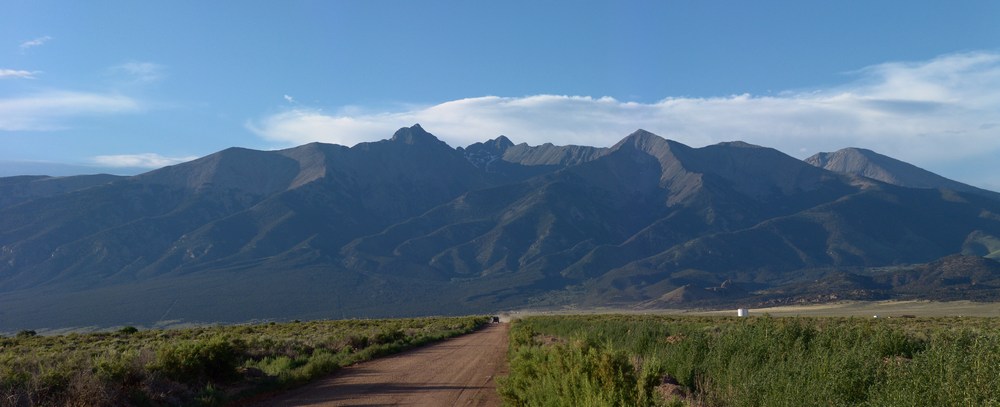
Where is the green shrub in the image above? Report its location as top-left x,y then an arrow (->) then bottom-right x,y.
15,330 -> 37,338
507,323 -> 536,349
345,334 -> 369,350
0,315 -> 488,406
93,350 -> 142,384
196,383 -> 225,406
152,337 -> 247,384
374,329 -> 406,345
299,350 -> 342,378
499,339 -> 657,406
503,315 -> 1000,407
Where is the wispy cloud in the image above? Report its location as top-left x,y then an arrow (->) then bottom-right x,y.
248,109 -> 402,148
0,91 -> 140,131
109,62 -> 166,83
0,69 -> 39,79
248,51 -> 1000,169
19,36 -> 52,50
91,153 -> 198,168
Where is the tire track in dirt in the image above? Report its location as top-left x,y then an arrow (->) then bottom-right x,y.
252,323 -> 509,406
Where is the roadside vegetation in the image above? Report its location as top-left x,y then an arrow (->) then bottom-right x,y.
498,314 -> 1000,406
0,316 -> 486,406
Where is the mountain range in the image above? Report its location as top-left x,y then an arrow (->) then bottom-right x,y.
3,124 -> 1000,331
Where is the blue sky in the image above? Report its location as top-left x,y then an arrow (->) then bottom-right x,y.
3,1 -> 1000,189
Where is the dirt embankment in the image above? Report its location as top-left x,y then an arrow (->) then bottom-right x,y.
250,323 -> 509,406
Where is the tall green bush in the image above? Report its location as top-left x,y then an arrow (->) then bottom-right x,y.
152,337 -> 247,384
502,315 -> 1000,407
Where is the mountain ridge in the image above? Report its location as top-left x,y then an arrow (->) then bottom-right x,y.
1,124 -> 999,330
806,147 -> 1000,199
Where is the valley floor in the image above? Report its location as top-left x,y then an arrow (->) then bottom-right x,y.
506,299 -> 1000,319
697,299 -> 1000,317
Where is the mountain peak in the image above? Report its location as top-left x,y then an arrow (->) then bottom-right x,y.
614,129 -> 666,150
610,129 -> 689,160
623,129 -> 660,143
806,147 -> 877,168
805,147 -> 996,197
459,135 -> 518,169
390,124 -> 442,145
491,135 -> 514,150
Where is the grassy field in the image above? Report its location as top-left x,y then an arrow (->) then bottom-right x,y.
701,300 -> 1000,318
499,313 -> 1000,406
505,300 -> 1000,320
0,316 -> 486,406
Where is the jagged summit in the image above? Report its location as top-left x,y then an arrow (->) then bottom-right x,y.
461,135 -> 515,154
502,141 -> 608,167
487,135 -> 514,150
460,134 -> 607,171
460,135 -> 517,169
389,124 -> 443,145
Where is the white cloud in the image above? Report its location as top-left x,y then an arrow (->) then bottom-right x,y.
0,91 -> 140,131
248,109 -> 408,148
110,62 -> 165,83
248,51 -> 1000,171
0,69 -> 39,79
19,36 -> 52,50
284,94 -> 295,103
91,153 -> 198,168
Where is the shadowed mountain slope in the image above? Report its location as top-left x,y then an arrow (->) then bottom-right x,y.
0,174 -> 123,209
2,125 -> 1000,330
0,125 -> 490,290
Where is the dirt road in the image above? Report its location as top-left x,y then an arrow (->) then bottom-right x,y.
254,323 -> 509,406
